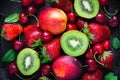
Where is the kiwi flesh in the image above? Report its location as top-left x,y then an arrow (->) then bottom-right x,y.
60,30 -> 89,57
74,0 -> 99,19
17,48 -> 40,76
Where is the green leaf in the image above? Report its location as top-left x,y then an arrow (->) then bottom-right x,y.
32,39 -> 42,49
112,37 -> 120,49
104,72 -> 118,80
42,58 -> 51,64
4,13 -> 19,23
2,49 -> 16,63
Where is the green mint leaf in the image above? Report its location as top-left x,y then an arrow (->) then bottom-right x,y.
112,37 -> 120,49
104,72 -> 118,80
2,49 -> 16,63
4,13 -> 19,23
32,39 -> 42,49
41,47 -> 47,57
42,57 -> 51,64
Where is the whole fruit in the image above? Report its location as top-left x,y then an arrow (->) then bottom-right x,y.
102,40 -> 110,50
67,12 -> 76,23
13,40 -> 24,51
26,5 -> 37,15
66,23 -> 77,31
52,55 -> 82,80
108,16 -> 119,27
40,64 -> 51,76
92,43 -> 104,54
21,0 -> 31,7
33,0 -> 45,6
19,13 -> 29,24
8,62 -> 18,75
38,8 -> 67,35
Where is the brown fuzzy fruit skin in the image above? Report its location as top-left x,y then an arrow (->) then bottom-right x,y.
38,8 -> 67,35
52,55 -> 82,80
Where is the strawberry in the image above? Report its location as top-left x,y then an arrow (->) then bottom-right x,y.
50,0 -> 73,13
84,23 -> 111,44
42,37 -> 61,60
98,51 -> 114,69
24,24 -> 42,47
82,68 -> 103,80
1,24 -> 23,41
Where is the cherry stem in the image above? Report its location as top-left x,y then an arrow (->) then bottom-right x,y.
103,6 -> 119,16
15,73 -> 35,80
50,72 -> 57,80
94,52 -> 104,66
10,0 -> 21,2
27,14 -> 40,27
81,65 -> 88,68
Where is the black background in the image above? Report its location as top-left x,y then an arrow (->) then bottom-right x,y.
0,0 -> 120,80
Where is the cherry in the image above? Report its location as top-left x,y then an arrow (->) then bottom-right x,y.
85,49 -> 94,59
40,64 -> 51,76
95,11 -> 107,24
66,23 -> 77,31
102,40 -> 110,50
26,5 -> 37,15
41,31 -> 53,42
108,16 -> 119,27
8,62 -> 18,75
19,13 -> 29,24
13,40 -> 24,51
99,0 -> 108,6
86,58 -> 98,72
76,18 -> 84,30
21,0 -> 31,7
67,12 -> 76,23
33,0 -> 45,6
92,43 -> 104,55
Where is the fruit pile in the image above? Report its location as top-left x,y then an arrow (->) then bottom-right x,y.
0,0 -> 120,80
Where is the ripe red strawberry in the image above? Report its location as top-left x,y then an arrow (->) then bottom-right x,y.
1,24 -> 23,41
42,37 -> 61,60
98,51 -> 114,69
24,24 -> 42,47
86,23 -> 111,44
51,0 -> 73,13
82,68 -> 103,80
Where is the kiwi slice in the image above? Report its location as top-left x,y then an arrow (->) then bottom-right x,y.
60,30 -> 89,57
17,48 -> 40,76
74,0 -> 99,19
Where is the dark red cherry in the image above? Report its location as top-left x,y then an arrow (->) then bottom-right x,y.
13,40 -> 24,51
19,13 -> 29,24
66,23 -> 77,31
85,49 -> 94,59
99,0 -> 108,6
86,58 -> 98,72
26,5 -> 37,15
102,40 -> 110,50
67,12 -> 76,23
33,0 -> 45,6
108,16 -> 119,27
21,0 -> 31,7
76,18 -> 84,30
40,64 -> 51,76
95,11 -> 107,24
41,31 -> 53,42
8,62 -> 18,75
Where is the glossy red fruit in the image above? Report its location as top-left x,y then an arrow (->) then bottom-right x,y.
108,16 -> 119,27
19,13 -> 29,24
41,30 -> 53,42
33,0 -> 45,6
66,23 -> 77,31
85,49 -> 94,59
82,68 -> 103,80
67,12 -> 76,23
8,62 -> 18,75
40,64 -> 51,76
92,43 -> 104,54
21,0 -> 31,7
99,0 -> 108,6
13,40 -> 24,51
26,5 -> 37,15
86,58 -> 98,72
95,11 -> 106,24
102,40 -> 110,50
76,18 -> 84,30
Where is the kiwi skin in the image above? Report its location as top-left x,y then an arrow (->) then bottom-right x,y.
17,48 -> 40,76
60,30 -> 89,57
74,0 -> 100,19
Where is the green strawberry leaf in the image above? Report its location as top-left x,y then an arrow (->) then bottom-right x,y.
4,13 -> 19,23
42,57 -> 51,64
112,37 -> 120,49
2,49 -> 16,63
104,72 -> 118,80
32,39 -> 42,49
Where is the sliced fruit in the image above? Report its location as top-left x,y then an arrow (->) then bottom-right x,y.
60,30 -> 89,56
17,48 -> 40,76
74,0 -> 100,19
